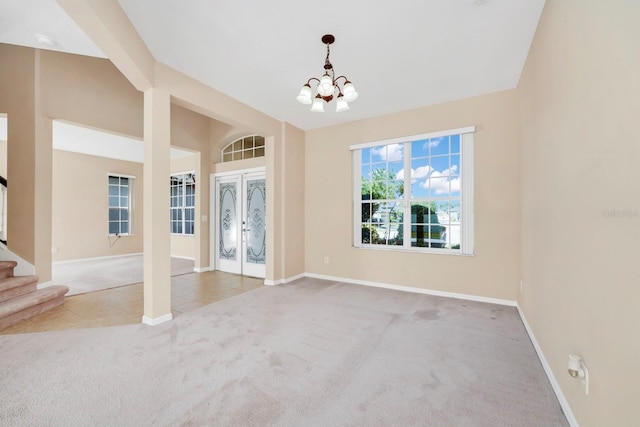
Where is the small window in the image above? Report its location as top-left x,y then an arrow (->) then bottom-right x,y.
108,175 -> 133,235
221,135 -> 265,162
351,126 -> 475,255
170,172 -> 195,235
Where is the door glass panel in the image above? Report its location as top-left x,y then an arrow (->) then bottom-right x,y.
246,178 -> 266,265
219,182 -> 237,261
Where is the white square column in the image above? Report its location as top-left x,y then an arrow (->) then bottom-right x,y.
142,88 -> 172,326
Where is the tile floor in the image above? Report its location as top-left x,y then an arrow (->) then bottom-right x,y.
1,271 -> 264,335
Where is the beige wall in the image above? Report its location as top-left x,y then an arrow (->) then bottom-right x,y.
283,123 -> 305,279
0,45 -> 52,279
51,150 -> 143,261
516,1 -> 640,425
305,90 -> 520,300
40,50 -> 143,138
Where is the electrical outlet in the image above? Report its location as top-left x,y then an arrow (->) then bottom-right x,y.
323,256 -> 329,264
51,247 -> 58,253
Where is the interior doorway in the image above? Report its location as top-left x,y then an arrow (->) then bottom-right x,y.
211,168 -> 266,278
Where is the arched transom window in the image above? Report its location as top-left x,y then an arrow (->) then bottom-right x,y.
221,135 -> 265,162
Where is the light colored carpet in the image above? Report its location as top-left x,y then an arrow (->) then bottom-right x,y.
52,255 -> 195,295
0,278 -> 568,426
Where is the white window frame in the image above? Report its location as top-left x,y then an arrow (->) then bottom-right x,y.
170,171 -> 196,236
221,135 -> 266,162
351,126 -> 475,255
108,174 -> 134,236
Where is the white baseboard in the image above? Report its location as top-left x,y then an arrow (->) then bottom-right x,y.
304,272 -> 517,307
193,266 -> 213,273
141,313 -> 173,326
171,255 -> 196,261
264,272 -> 305,286
52,252 -> 143,265
517,304 -> 577,427
36,280 -> 53,289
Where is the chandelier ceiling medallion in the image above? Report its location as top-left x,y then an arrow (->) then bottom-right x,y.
296,34 -> 359,113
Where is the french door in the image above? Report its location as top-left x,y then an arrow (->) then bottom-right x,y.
213,170 -> 266,278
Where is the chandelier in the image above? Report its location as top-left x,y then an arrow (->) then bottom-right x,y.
296,34 -> 359,113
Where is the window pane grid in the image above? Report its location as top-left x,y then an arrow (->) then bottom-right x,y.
108,176 -> 132,235
221,135 -> 266,163
170,173 -> 195,235
357,132 -> 468,252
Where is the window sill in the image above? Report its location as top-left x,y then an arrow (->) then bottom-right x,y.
353,244 -> 474,257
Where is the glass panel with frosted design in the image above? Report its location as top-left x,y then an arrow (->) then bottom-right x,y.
219,183 -> 237,260
246,179 -> 266,265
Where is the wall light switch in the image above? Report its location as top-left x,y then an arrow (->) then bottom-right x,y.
202,215 -> 208,222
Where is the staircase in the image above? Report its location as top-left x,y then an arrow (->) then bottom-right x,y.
0,261 -> 69,331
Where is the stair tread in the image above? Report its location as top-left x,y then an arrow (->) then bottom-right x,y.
0,286 -> 69,318
0,261 -> 18,269
0,275 -> 39,292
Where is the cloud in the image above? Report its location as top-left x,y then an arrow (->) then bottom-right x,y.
373,143 -> 403,161
396,165 -> 432,180
420,165 -> 460,194
424,137 -> 444,149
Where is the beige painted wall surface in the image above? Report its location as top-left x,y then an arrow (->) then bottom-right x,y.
283,123 -> 305,279
517,1 -> 640,425
52,150 -> 143,261
305,90 -> 520,300
0,44 -> 36,264
39,50 -> 143,138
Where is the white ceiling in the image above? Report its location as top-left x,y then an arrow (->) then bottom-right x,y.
0,0 -> 545,131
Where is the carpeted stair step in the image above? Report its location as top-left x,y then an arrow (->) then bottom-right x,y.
0,285 -> 69,331
0,275 -> 39,303
0,261 -> 17,279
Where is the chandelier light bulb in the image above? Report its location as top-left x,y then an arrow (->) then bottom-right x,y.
296,84 -> 313,105
310,95 -> 325,112
335,94 -> 350,112
317,73 -> 335,97
343,81 -> 359,102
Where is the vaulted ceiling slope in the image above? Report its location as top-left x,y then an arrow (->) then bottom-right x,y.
0,0 -> 545,130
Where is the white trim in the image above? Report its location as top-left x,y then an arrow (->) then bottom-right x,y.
107,172 -> 136,180
264,272 -> 305,286
212,166 -> 265,178
171,169 -> 195,176
170,255 -> 195,261
52,252 -> 143,265
517,304 -> 577,427
352,151 -> 361,247
304,272 -> 516,306
193,266 -> 213,273
209,173 -> 216,272
141,313 -> 173,326
36,280 -> 53,290
349,126 -> 476,151
461,132 -> 475,255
